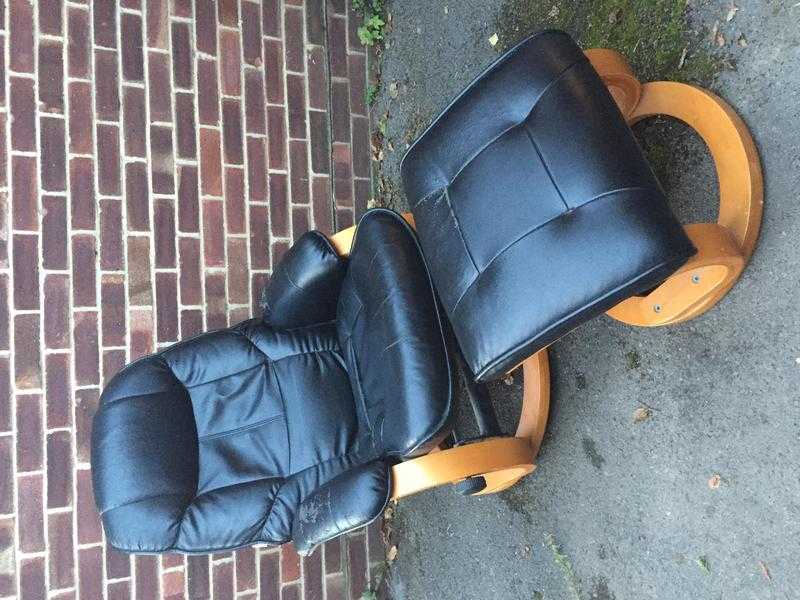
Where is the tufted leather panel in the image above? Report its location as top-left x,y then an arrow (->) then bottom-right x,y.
92,210 -> 452,555
401,30 -> 696,381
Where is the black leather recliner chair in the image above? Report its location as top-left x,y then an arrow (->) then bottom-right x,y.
92,31 -> 695,556
92,211 -> 451,554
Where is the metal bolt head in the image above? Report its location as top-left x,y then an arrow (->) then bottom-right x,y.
653,304 -> 662,313
691,274 -> 701,284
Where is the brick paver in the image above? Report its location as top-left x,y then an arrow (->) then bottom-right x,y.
0,1 -> 383,598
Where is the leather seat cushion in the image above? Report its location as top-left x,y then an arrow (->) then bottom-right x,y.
337,209 -> 452,458
401,30 -> 695,381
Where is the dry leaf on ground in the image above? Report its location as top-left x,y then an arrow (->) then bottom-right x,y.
633,407 -> 652,423
758,560 -> 772,582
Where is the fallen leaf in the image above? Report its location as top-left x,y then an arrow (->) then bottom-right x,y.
388,81 -> 399,98
738,34 -> 748,48
678,46 -> 689,69
716,31 -> 726,47
444,5 -> 448,14
503,374 -> 514,386
488,33 -> 499,47
726,2 -> 738,22
548,5 -> 560,19
608,8 -> 621,24
708,474 -> 722,489
710,20 -> 719,42
367,198 -> 379,209
633,407 -> 652,424
386,545 -> 398,562
758,560 -> 772,581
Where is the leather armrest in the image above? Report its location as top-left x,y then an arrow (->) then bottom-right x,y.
292,460 -> 391,556
261,231 -> 347,329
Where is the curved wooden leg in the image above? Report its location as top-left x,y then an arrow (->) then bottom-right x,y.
389,437 -> 536,500
606,81 -> 763,326
586,48 -> 764,327
390,349 -> 551,499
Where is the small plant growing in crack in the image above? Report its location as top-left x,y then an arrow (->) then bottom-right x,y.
365,83 -> 381,105
544,533 -> 582,600
352,0 -> 387,47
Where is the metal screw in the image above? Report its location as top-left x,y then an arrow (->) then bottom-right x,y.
653,304 -> 662,313
691,274 -> 701,284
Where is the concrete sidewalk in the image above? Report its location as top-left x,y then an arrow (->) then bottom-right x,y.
371,1 -> 800,599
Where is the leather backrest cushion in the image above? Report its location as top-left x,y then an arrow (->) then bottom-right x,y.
262,231 -> 346,329
337,210 -> 452,457
92,355 -> 199,551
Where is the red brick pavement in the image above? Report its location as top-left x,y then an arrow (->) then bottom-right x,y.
0,0 -> 383,598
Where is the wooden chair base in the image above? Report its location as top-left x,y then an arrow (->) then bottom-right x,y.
586,49 -> 764,327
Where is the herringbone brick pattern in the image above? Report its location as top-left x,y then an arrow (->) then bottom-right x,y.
0,0 -> 381,598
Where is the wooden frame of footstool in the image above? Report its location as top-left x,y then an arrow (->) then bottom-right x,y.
325,47 -> 763,499
586,49 -> 764,327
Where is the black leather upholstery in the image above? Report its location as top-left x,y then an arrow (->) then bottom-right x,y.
261,230 -> 346,329
402,30 -> 696,381
92,209 -> 451,555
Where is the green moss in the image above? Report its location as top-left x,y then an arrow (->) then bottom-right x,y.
544,534 -> 583,600
625,350 -> 641,371
495,0 -> 722,85
499,485 -> 535,525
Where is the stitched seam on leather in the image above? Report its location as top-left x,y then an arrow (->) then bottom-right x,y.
449,186 -> 652,315
346,336 -> 375,439
308,229 -> 342,258
524,125 -> 569,212
192,474 -> 283,498
336,290 -> 363,345
198,415 -> 285,442
269,361 -> 292,474
100,491 -> 191,515
415,58 -> 585,208
476,253 -> 691,380
271,347 -> 341,363
97,384 -> 186,408
279,261 -> 303,291
182,361 -> 266,390
281,318 -> 338,333
254,480 -> 284,541
442,187 -> 480,275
